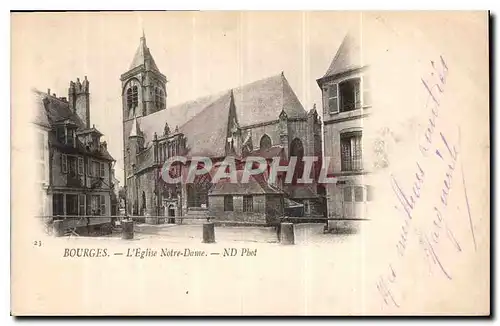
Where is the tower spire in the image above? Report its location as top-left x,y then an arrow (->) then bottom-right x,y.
128,31 -> 158,71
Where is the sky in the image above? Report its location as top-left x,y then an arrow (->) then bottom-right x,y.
12,11 -> 362,184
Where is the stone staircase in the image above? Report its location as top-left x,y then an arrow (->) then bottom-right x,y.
180,207 -> 210,224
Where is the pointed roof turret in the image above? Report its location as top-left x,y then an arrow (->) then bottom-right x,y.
320,28 -> 363,80
129,33 -> 160,72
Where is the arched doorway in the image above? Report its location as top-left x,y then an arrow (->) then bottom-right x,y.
167,204 -> 176,224
290,138 -> 305,184
260,134 -> 272,151
186,176 -> 212,208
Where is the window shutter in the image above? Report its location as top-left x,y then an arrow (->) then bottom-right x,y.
62,154 -> 68,173
86,194 -> 91,215
354,80 -> 361,109
100,195 -> 106,216
78,157 -> 84,175
87,158 -> 92,176
328,84 -> 339,113
354,186 -> 364,202
343,187 -> 352,202
79,194 -> 86,216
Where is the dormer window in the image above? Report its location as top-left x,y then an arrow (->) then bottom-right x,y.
339,78 -> 361,112
56,125 -> 76,147
325,75 -> 370,114
93,135 -> 100,150
67,128 -> 75,147
56,127 -> 65,144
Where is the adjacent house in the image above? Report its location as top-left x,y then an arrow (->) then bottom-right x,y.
208,170 -> 285,226
317,30 -> 374,230
33,92 -> 51,218
33,77 -> 115,232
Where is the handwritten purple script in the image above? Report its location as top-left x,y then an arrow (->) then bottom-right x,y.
376,56 -> 477,308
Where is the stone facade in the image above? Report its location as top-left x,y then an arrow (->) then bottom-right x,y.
208,194 -> 283,225
317,32 -> 374,230
122,34 -> 324,223
34,77 -> 115,221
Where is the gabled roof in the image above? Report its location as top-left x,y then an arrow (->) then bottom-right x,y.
320,30 -> 362,80
32,91 -> 50,129
33,90 -> 85,128
129,34 -> 160,72
233,73 -> 307,127
127,72 -> 307,150
77,126 -> 103,136
243,145 -> 285,161
179,91 -> 233,158
32,89 -> 115,162
126,72 -> 307,170
287,184 -> 318,199
209,170 -> 284,196
132,90 -> 226,145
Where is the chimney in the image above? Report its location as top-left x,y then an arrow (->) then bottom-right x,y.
47,88 -> 51,95
68,81 -> 75,111
72,76 -> 91,129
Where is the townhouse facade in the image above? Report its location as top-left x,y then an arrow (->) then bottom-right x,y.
317,31 -> 374,229
33,93 -> 51,217
33,77 -> 115,221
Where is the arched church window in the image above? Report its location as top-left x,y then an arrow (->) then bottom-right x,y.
127,85 -> 139,114
260,134 -> 272,150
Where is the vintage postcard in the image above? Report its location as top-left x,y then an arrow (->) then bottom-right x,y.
11,11 -> 490,315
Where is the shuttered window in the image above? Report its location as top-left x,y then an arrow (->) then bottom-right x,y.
326,84 -> 339,114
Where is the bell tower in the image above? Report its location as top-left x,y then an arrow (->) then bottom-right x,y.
120,32 -> 167,122
122,33 -> 167,188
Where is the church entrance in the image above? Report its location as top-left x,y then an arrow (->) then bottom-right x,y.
167,204 -> 176,224
186,174 -> 212,208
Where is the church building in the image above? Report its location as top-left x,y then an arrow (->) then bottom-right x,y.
122,34 -> 324,224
